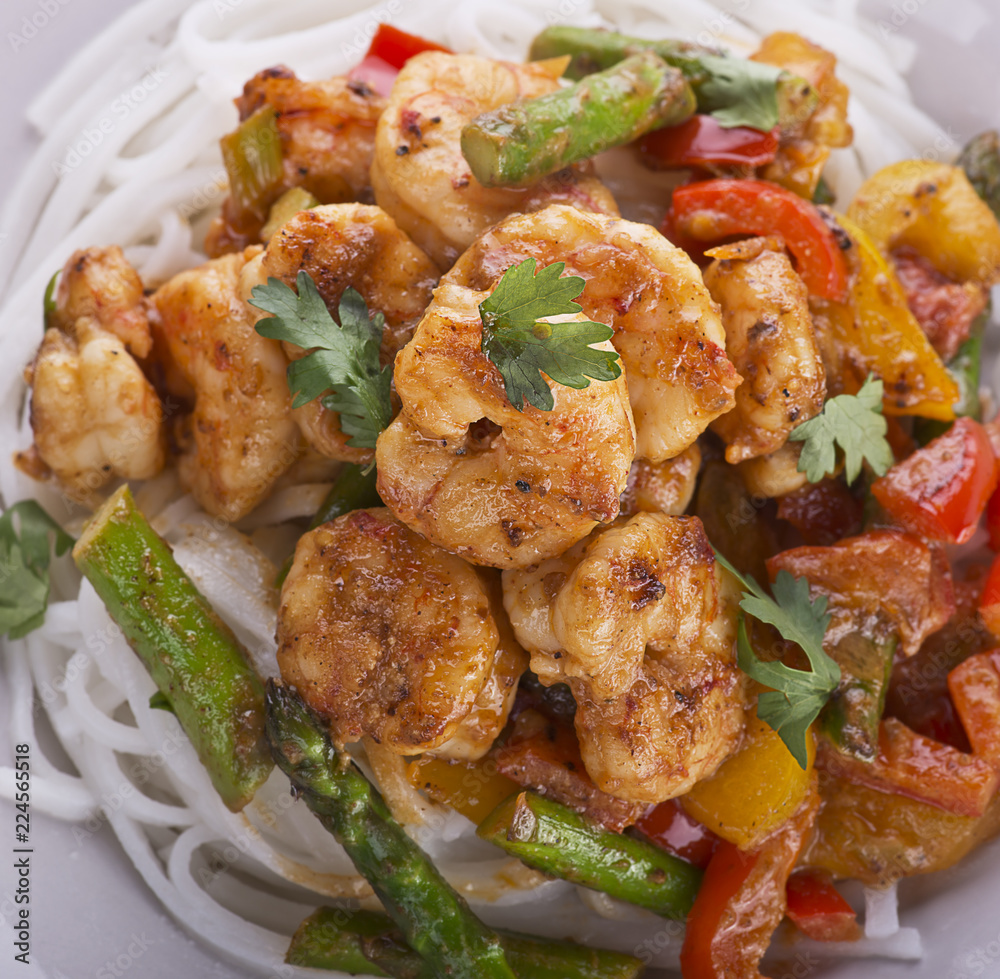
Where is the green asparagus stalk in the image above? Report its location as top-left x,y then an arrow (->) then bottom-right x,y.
261,186 -> 320,242
287,906 -> 646,979
220,104 -> 284,219
274,463 -> 382,587
528,26 -> 816,133
72,485 -> 272,811
957,130 -> 1000,220
461,51 -> 695,188
477,791 -> 702,919
265,680 -> 516,979
821,633 -> 898,761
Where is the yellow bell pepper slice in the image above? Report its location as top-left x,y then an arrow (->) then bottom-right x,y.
833,214 -> 958,421
848,160 -> 1000,288
680,712 -> 815,850
406,754 -> 520,825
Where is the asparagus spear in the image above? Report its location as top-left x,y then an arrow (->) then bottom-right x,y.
274,463 -> 382,587
73,485 -> 272,811
957,130 -> 1000,220
265,680 -> 516,979
528,26 -> 816,133
821,634 -> 898,761
477,791 -> 702,918
461,51 -> 695,188
287,906 -> 646,979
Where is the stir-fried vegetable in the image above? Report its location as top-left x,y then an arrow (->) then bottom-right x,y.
73,486 -> 272,811
461,51 -> 696,188
871,417 -> 998,544
219,105 -> 284,219
347,23 -> 451,97
265,680 -> 517,979
784,871 -> 860,942
664,178 -> 849,300
958,130 -> 1000,219
638,114 -> 779,170
527,26 -> 815,132
286,906 -> 645,979
477,791 -> 703,918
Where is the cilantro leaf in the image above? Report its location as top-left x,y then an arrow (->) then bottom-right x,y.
43,269 -> 60,330
479,258 -> 621,412
715,550 -> 840,768
788,375 -> 894,485
251,273 -> 392,449
696,55 -> 784,131
0,501 -> 74,640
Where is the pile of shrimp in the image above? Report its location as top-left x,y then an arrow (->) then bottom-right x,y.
19,38 -> 848,892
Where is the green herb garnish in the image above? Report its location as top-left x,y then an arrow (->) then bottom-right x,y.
696,55 -> 785,131
789,374 -> 894,484
251,272 -> 392,449
0,501 -> 74,640
715,551 -> 840,769
479,258 -> 621,412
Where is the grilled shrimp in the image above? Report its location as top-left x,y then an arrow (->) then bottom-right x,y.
277,508 -> 524,755
619,445 -> 702,518
375,239 -> 636,568
20,248 -> 164,502
152,247 -> 299,521
260,203 -> 438,464
705,237 -> 826,464
206,66 -> 386,255
503,512 -> 745,804
371,52 -> 618,269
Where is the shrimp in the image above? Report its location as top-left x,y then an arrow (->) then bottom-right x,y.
260,203 -> 438,464
619,445 -> 702,518
206,66 -> 386,256
19,247 -> 164,503
277,508 -> 524,755
151,247 -> 300,522
375,248 -> 636,568
371,52 -> 618,269
503,512 -> 745,804
704,237 -> 826,464
22,318 -> 165,504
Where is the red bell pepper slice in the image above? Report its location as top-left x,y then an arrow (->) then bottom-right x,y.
816,716 -> 998,818
987,485 -> 1000,550
871,417 -> 998,545
638,115 -> 779,170
663,178 -> 849,301
949,648 -> 1000,771
633,799 -> 718,870
785,870 -> 860,942
347,24 -> 450,97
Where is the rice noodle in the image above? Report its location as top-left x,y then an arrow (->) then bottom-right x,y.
0,0 -> 971,975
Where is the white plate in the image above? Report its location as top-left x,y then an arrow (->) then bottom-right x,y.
1,1 -> 999,977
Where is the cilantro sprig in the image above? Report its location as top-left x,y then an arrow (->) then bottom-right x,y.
789,374 -> 894,485
479,258 -> 622,412
0,501 -> 74,640
715,550 -> 840,769
697,55 -> 786,131
251,272 -> 392,449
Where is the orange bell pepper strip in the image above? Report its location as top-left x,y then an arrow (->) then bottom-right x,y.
871,417 -> 998,544
406,754 -> 520,825
949,648 -> 1000,772
679,789 -> 819,979
784,870 -> 860,943
664,178 -> 849,301
815,716 -> 998,818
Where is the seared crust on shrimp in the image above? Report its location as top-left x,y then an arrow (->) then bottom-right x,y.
376,268 -> 636,568
503,513 -> 745,803
152,247 -> 299,521
705,237 -> 826,464
619,445 -> 702,518
457,205 -> 740,462
371,52 -> 618,269
261,203 -> 438,463
20,247 -> 164,502
277,508 -> 518,754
